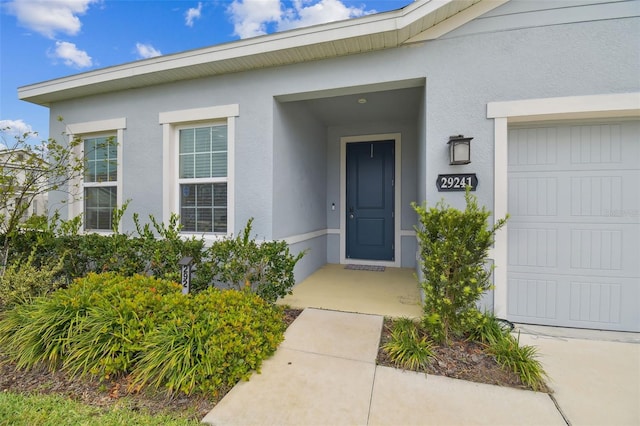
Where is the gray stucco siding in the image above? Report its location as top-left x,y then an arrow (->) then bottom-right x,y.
273,100 -> 327,240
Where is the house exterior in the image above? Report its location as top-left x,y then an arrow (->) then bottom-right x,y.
0,149 -> 48,225
18,0 -> 640,332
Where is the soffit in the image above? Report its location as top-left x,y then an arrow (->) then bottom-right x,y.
19,0 -> 492,106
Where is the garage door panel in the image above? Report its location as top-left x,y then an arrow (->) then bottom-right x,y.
570,123 -> 623,165
508,226 -> 557,268
508,176 -> 557,216
508,276 -> 558,320
507,120 -> 639,332
569,228 -> 622,271
569,280 -> 621,325
568,223 -> 639,277
508,274 -> 638,331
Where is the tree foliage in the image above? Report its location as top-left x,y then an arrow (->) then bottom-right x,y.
0,119 -> 85,274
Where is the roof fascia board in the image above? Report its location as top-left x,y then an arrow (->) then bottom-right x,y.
405,0 -> 510,43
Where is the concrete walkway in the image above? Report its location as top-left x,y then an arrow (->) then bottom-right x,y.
200,307 -> 640,426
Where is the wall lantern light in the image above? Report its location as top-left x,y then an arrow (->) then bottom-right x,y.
447,135 -> 472,165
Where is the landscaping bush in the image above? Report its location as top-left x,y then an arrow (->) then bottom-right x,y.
0,273 -> 181,373
62,274 -> 182,379
413,190 -> 507,344
2,209 -> 205,285
382,317 -> 434,371
0,272 -> 286,397
202,218 -> 305,303
131,288 -> 285,396
469,312 -> 547,391
0,254 -> 64,311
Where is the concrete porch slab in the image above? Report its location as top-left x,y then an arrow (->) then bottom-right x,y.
279,264 -> 422,318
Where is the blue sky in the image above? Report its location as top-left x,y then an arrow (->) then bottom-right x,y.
0,0 -> 408,146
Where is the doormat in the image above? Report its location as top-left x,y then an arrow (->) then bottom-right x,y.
345,264 -> 385,272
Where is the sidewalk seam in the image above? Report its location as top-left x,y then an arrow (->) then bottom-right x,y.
366,365 -> 378,425
549,393 -> 571,426
279,345 -> 378,364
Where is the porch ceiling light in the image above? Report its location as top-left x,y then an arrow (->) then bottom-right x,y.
447,135 -> 472,165
357,98 -> 367,104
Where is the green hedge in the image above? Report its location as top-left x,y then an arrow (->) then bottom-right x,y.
2,214 -> 303,304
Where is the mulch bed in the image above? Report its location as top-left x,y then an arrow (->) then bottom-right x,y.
377,318 -> 550,393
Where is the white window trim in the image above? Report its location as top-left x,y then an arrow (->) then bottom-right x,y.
339,133 -> 402,268
66,118 -> 126,234
486,92 -> 640,319
160,104 -> 238,241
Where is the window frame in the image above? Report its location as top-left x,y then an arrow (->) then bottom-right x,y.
66,118 -> 125,234
176,122 -> 229,234
160,105 -> 238,241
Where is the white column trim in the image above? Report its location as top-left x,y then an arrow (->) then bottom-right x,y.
492,117 -> 509,319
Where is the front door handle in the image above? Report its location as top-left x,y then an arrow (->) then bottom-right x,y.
349,207 -> 354,219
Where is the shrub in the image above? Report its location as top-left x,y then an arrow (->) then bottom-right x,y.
467,311 -> 547,391
0,254 -> 64,310
133,213 -> 205,285
413,189 -> 507,344
3,209 -> 205,285
61,274 -> 182,379
0,273 -> 181,374
203,218 -> 305,303
486,331 -> 547,391
382,318 -> 434,371
130,288 -> 286,396
0,273 -> 287,397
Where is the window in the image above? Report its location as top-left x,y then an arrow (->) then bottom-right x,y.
66,118 -> 125,233
178,125 -> 228,233
160,104 -> 237,237
83,136 -> 118,231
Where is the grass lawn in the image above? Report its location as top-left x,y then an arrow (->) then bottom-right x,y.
0,392 -> 200,426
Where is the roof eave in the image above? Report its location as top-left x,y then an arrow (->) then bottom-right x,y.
19,0 -> 499,106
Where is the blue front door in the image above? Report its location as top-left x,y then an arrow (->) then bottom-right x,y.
346,141 -> 394,261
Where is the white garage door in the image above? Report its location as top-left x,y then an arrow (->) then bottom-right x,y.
507,120 -> 640,332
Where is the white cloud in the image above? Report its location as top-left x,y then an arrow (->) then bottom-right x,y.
227,0 -> 373,39
135,43 -> 162,59
278,0 -> 368,32
50,41 -> 93,68
185,2 -> 203,27
0,119 -> 37,147
228,0 -> 282,39
6,0 -> 98,39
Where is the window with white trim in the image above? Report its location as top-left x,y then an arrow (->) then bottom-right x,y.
83,135 -> 118,231
160,104 -> 237,237
178,124 -> 228,233
66,118 -> 125,233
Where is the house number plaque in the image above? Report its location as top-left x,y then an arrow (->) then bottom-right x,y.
436,173 -> 478,192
